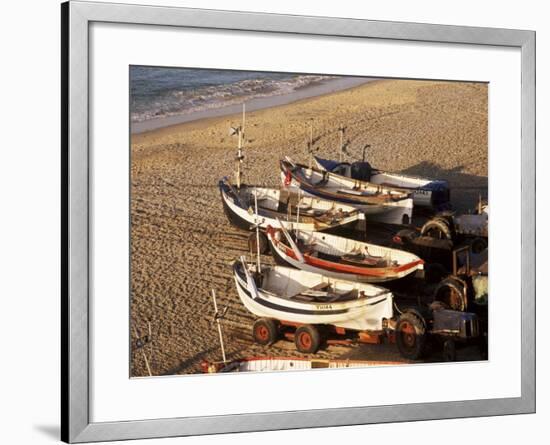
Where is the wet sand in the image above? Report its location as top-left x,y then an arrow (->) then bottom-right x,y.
130,79 -> 488,376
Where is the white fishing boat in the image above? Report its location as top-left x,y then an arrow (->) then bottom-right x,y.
266,225 -> 424,283
280,157 -> 414,225
233,258 -> 394,331
314,156 -> 450,209
219,177 -> 364,232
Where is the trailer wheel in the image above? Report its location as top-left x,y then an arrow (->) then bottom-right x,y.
396,312 -> 427,360
434,277 -> 467,312
295,325 -> 321,354
252,318 -> 279,345
421,218 -> 453,241
248,232 -> 269,255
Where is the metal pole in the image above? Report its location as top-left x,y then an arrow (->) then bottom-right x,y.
296,189 -> 301,241
236,104 -> 246,189
211,289 -> 227,363
142,350 -> 152,377
254,193 -> 261,273
133,326 -> 152,377
236,129 -> 242,189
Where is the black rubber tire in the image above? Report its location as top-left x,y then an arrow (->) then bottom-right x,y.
421,217 -> 453,241
434,277 -> 468,312
252,318 -> 279,345
294,325 -> 321,354
248,231 -> 269,255
443,339 -> 457,362
469,237 -> 488,254
425,263 -> 448,284
396,312 -> 427,360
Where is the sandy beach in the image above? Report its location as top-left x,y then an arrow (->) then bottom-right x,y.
130,79 -> 488,376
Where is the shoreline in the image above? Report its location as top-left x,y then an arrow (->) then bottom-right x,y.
131,76 -> 378,134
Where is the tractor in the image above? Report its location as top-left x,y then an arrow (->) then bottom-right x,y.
420,201 -> 488,253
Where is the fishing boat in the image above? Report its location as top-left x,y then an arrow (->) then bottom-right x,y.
280,157 -> 414,225
314,156 -> 450,209
218,177 -> 364,232
201,356 -> 403,373
233,258 -> 394,331
266,225 -> 424,283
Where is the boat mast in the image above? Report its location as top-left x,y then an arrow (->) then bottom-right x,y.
234,103 -> 246,188
211,289 -> 227,363
254,192 -> 261,273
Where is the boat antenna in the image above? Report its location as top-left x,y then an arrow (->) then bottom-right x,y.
211,289 -> 227,363
338,125 -> 347,162
254,192 -> 261,273
231,103 -> 246,188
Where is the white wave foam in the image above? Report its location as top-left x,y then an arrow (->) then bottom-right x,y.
131,75 -> 334,123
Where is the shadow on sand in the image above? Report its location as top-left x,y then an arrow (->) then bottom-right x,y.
399,161 -> 488,213
160,346 -> 219,376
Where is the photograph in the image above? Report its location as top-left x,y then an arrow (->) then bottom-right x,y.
129,66 -> 489,376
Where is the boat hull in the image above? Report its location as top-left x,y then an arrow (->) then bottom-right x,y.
219,180 -> 364,232
279,161 -> 413,225
267,228 -> 424,283
233,262 -> 393,331
314,156 -> 450,209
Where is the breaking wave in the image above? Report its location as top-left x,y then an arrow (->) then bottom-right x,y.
130,71 -> 334,124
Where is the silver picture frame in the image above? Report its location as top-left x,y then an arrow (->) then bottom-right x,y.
61,1 -> 535,442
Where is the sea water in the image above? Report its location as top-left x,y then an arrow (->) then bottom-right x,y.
130,66 -> 335,124
130,66 -> 374,133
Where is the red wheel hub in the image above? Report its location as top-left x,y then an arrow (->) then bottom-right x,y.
400,321 -> 416,347
298,332 -> 312,349
256,325 -> 269,341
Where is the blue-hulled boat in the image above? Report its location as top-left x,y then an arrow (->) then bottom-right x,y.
314,156 -> 450,210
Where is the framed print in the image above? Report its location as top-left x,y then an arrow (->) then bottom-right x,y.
61,1 -> 535,442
